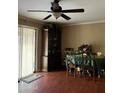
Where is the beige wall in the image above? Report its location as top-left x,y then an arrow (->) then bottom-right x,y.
61,23 -> 105,56
18,16 -> 42,28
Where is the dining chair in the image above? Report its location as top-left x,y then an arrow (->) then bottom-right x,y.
82,54 -> 95,77
65,54 -> 76,77
94,56 -> 105,78
73,52 -> 83,77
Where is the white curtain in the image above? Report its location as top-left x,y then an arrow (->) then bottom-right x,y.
18,26 -> 36,78
18,27 -> 22,79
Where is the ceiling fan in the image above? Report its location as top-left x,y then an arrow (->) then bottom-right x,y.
28,0 -> 84,20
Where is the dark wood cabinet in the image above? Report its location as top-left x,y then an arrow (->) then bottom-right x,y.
42,24 -> 61,71
48,24 -> 61,71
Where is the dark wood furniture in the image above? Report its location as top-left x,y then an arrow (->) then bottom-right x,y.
48,24 -> 61,71
42,24 -> 62,71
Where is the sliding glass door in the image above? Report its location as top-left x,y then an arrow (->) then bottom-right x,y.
18,26 -> 36,78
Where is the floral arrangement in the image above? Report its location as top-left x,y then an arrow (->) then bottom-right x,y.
78,44 -> 92,55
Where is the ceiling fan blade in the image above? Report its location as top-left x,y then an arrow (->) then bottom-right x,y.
61,9 -> 84,13
43,14 -> 52,20
28,10 -> 51,13
61,14 -> 71,20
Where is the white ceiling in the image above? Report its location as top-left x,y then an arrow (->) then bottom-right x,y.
18,0 -> 105,24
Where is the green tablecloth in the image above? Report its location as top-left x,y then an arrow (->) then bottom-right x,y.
65,54 -> 105,75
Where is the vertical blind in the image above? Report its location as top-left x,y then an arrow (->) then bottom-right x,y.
18,26 -> 36,78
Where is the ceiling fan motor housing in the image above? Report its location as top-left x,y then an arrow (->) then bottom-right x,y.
54,0 -> 60,3
51,2 -> 62,12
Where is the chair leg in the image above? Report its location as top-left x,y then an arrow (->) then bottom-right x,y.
79,71 -> 82,77
66,69 -> 69,76
74,69 -> 76,78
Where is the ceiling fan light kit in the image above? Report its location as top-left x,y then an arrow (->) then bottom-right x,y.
53,12 -> 62,19
28,0 -> 84,20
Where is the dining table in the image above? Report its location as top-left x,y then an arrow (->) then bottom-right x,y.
65,53 -> 105,77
